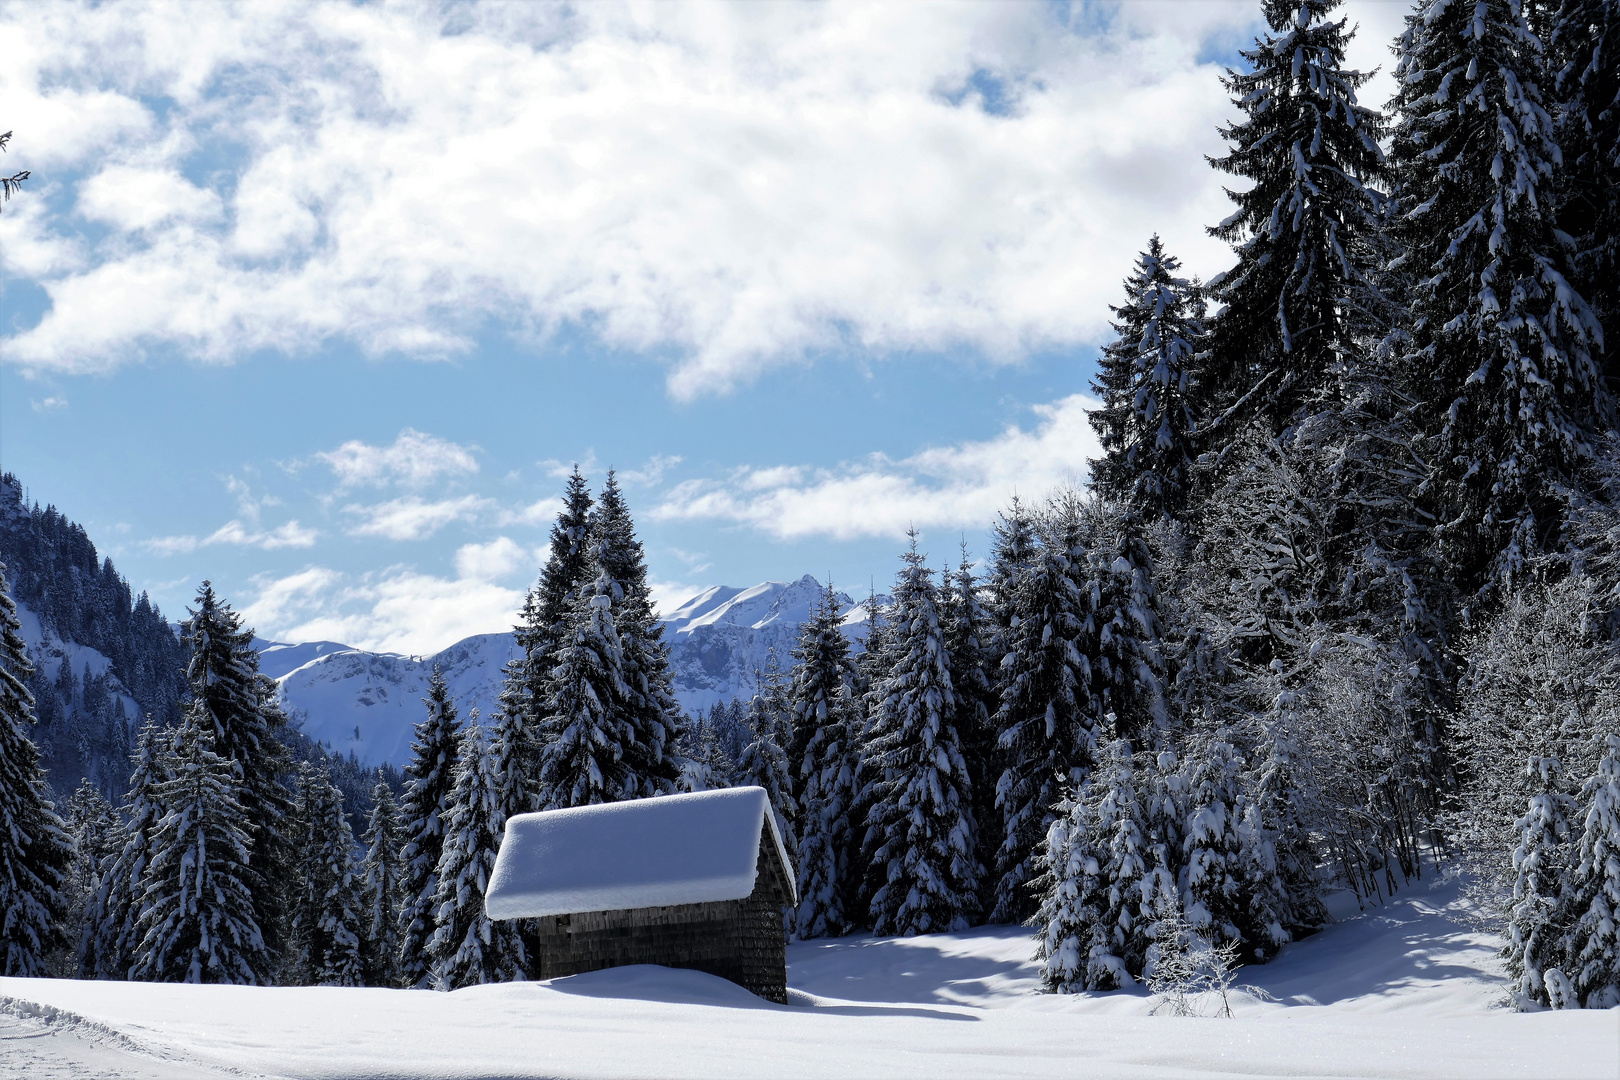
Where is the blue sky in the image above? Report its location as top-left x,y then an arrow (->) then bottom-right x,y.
0,0 -> 1408,655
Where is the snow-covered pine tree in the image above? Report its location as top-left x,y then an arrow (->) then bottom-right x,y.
313,769 -> 364,987
1252,726 -> 1328,937
1179,728 -> 1286,961
286,764 -> 323,985
736,655 -> 797,857
489,659 -> 541,817
1034,738 -> 1152,992
61,779 -> 119,971
80,721 -> 169,979
1547,0 -> 1619,398
431,720 -> 527,989
861,535 -> 978,935
789,582 -> 861,938
942,543 -> 1001,915
984,497 -> 1038,670
396,667 -> 462,989
588,472 -> 683,797
514,467 -> 596,731
1088,236 -> 1206,519
536,575 -> 638,809
1567,735 -> 1620,1008
131,707 -> 267,984
991,516 -> 1099,924
1086,506 -> 1166,746
360,777 -> 404,988
1140,748 -> 1188,935
1204,0 -> 1386,439
0,560 -> 70,977
1505,755 -> 1578,1007
1389,0 -> 1611,596
180,582 -> 293,966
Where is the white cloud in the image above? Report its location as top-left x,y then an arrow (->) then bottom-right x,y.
497,497 -> 565,528
30,395 -> 67,413
317,429 -> 480,489
145,518 -> 319,555
1,0 -> 1277,391
616,455 -> 683,489
453,536 -> 541,583
652,393 -> 1101,541
343,494 -> 493,541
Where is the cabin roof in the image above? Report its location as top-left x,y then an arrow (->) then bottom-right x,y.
484,786 -> 798,920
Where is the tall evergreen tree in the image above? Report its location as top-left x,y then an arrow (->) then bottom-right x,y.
81,721 -> 169,979
1389,0 -> 1611,595
737,653 -> 797,858
1087,507 -> 1167,745
289,764 -> 364,987
514,467 -> 596,715
431,720 -> 527,989
587,472 -> 683,796
1569,734 -> 1620,1008
61,778 -> 119,972
991,519 -> 1099,923
536,577 -> 636,809
1204,0 -> 1387,438
942,544 -> 1001,916
180,582 -> 293,964
360,776 -> 404,988
1088,237 -> 1206,518
131,709 -> 267,984
789,582 -> 861,938
1505,754 -> 1578,1007
984,497 -> 1038,666
862,536 -> 979,935
397,667 -> 462,989
0,561 -> 70,977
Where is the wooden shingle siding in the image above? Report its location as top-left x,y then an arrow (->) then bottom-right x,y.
532,830 -> 792,1003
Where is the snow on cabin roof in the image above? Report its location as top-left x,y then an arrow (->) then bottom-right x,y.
484,786 -> 797,921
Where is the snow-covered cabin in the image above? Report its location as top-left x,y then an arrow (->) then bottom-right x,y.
485,786 -> 798,1003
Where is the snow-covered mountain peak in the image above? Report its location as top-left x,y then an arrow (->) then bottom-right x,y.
664,574 -> 833,636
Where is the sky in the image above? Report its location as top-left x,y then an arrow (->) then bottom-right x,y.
0,0 -> 1411,657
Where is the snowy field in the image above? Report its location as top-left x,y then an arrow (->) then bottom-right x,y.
1,876 -> 1613,1080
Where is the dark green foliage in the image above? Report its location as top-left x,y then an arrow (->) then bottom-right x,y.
397,668 -> 461,989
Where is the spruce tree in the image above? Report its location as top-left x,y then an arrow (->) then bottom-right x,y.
81,721 -> 168,979
985,497 -> 1038,666
1087,507 -> 1166,745
180,582 -> 293,964
62,779 -> 119,971
514,467 -> 596,720
0,561 -> 70,977
132,708 -> 267,984
1178,730 -> 1257,958
588,472 -> 683,796
1035,738 -> 1152,992
942,544 -> 1001,915
1088,237 -> 1206,518
289,764 -> 364,987
431,720 -> 527,989
1548,0 -> 1619,398
360,777 -> 404,988
1205,0 -> 1387,438
1390,0 -> 1611,594
1569,735 -> 1620,1009
736,655 -> 797,858
991,520 -> 1098,923
862,536 -> 978,935
789,582 -> 861,938
397,667 -> 462,988
536,576 -> 636,808
1505,754 -> 1578,1007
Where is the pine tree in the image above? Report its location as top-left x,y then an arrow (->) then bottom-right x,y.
1088,237 -> 1206,518
1548,0 -> 1619,398
942,544 -> 1001,916
1178,730 -> 1251,957
288,764 -> 364,987
61,778 -> 119,969
1205,0 -> 1387,438
1087,507 -> 1166,746
991,519 -> 1098,923
1253,727 -> 1328,937
360,777 -> 404,988
80,721 -> 169,979
736,654 -> 797,858
1505,755 -> 1577,1007
0,561 -> 70,977
397,667 -> 462,989
431,720 -> 527,989
1034,738 -> 1152,992
514,467 -> 596,719
1568,735 -> 1620,1009
132,708 -> 267,984
789,582 -> 861,938
861,536 -> 978,935
180,582 -> 293,965
1390,0 -> 1611,595
588,472 -> 683,797
985,497 -> 1038,667
536,576 -> 636,809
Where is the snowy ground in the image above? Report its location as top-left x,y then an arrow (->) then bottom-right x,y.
2,876 -> 1613,1080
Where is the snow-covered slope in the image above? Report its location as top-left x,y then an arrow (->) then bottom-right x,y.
13,600 -> 141,723
0,875 -> 1611,1079
271,576 -> 880,768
